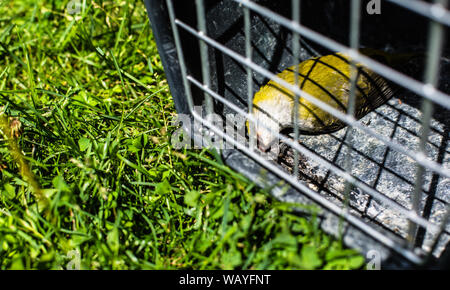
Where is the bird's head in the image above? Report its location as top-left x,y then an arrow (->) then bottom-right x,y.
251,108 -> 280,152
248,91 -> 293,152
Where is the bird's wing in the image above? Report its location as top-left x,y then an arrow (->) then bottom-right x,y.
354,68 -> 395,119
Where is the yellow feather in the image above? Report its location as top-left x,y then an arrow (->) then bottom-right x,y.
251,52 -> 394,135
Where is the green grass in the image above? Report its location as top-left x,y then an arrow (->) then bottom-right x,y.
0,0 -> 364,269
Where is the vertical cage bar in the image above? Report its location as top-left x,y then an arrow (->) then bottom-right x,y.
244,5 -> 254,150
195,0 -> 214,119
409,0 -> 448,249
342,0 -> 361,206
348,0 -> 361,117
292,0 -> 301,179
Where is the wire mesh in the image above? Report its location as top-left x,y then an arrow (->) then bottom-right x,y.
153,0 -> 450,267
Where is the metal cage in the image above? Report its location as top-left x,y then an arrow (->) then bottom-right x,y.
144,0 -> 450,268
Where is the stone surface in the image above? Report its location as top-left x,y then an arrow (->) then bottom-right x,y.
278,93 -> 449,257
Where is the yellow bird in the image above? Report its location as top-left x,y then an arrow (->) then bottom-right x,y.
249,49 -> 420,151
